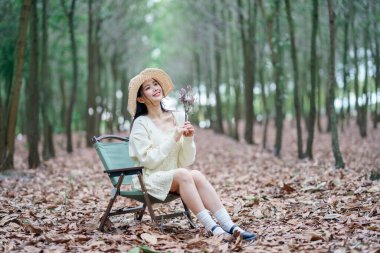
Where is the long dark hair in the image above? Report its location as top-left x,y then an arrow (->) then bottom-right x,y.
130,83 -> 168,131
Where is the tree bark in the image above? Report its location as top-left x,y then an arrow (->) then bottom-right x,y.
285,0 -> 303,158
305,0 -> 318,160
258,60 -> 269,150
327,0 -> 345,169
374,32 -> 380,128
212,2 -> 224,134
259,0 -> 284,156
273,0 -> 284,157
41,0 -> 55,160
351,2 -> 359,127
359,2 -> 370,138
1,0 -> 32,171
61,0 -> 78,153
238,0 -> 254,144
86,0 -> 96,146
26,0 -> 40,169
340,6 -> 350,132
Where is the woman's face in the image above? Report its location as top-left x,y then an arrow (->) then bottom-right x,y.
138,78 -> 163,105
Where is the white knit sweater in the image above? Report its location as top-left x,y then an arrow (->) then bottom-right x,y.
129,111 -> 196,200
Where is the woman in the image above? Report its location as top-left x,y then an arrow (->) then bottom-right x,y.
128,68 -> 255,241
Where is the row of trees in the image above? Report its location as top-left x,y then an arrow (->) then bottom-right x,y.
0,0 -> 379,171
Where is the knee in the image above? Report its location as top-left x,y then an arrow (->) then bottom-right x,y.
190,170 -> 205,184
174,168 -> 193,184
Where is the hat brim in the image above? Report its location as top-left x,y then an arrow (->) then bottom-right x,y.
128,68 -> 174,117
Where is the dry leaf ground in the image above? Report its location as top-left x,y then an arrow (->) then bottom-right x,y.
1,120 -> 379,252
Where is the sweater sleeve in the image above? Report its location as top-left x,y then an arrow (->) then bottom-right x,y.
178,136 -> 196,168
173,111 -> 196,167
129,118 -> 176,170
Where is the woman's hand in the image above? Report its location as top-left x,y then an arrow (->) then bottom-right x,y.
183,121 -> 194,137
174,126 -> 186,142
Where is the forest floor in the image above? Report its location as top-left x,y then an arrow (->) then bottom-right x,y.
0,121 -> 379,253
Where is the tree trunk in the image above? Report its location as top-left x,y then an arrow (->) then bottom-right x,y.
26,0 -> 40,169
213,2 -> 224,134
327,0 -> 345,169
285,0 -> 303,158
340,7 -> 350,132
0,0 -> 32,171
41,0 -> 55,160
238,0 -> 254,144
259,0 -> 284,156
351,2 -> 359,127
94,17 -> 102,136
229,4 -> 240,141
258,62 -> 269,150
61,0 -> 78,153
374,34 -> 380,128
305,0 -> 318,160
110,53 -> 119,133
273,0 -> 284,157
359,2 -> 370,138
86,0 -> 96,146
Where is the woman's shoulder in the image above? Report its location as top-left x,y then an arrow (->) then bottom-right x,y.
130,116 -> 149,133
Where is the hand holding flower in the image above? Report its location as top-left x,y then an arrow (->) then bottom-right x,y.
183,121 -> 194,137
178,85 -> 196,122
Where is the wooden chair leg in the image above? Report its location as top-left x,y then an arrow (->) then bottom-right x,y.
99,175 -> 124,231
182,200 -> 196,228
137,173 -> 157,226
136,204 -> 146,220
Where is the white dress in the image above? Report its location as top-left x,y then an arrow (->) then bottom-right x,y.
129,111 -> 196,201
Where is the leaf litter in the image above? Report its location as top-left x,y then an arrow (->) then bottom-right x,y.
0,124 -> 379,252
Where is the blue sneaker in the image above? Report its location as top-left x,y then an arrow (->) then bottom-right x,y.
228,225 -> 256,241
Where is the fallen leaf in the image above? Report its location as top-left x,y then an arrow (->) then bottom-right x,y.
323,214 -> 341,220
0,214 -> 19,226
23,224 -> 43,234
140,233 -> 157,245
282,183 -> 296,193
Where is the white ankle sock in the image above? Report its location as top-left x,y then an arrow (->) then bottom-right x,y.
196,210 -> 225,235
214,208 -> 245,234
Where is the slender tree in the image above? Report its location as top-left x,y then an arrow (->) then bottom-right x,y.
358,1 -> 370,137
41,0 -> 55,160
285,0 -> 303,158
212,2 -> 224,134
305,0 -> 319,159
341,5 -> 350,128
61,0 -> 78,153
327,0 -> 345,169
0,0 -> 32,170
238,0 -> 254,144
26,0 -> 40,168
86,0 -> 96,146
259,0 -> 284,156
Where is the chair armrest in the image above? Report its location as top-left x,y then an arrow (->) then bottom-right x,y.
104,166 -> 144,177
92,135 -> 129,144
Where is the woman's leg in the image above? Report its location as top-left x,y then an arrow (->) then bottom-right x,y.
190,170 -> 256,241
189,170 -> 223,213
170,168 -> 204,214
170,168 -> 227,236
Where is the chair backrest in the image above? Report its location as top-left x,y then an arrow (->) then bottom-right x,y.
93,136 -> 136,186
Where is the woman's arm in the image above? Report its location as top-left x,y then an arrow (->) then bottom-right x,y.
178,135 -> 196,168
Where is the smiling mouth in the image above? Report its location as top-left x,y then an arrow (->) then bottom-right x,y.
153,92 -> 161,96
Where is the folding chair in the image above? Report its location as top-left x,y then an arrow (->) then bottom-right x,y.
92,135 -> 196,232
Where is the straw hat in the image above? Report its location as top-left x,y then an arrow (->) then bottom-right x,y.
128,68 -> 174,117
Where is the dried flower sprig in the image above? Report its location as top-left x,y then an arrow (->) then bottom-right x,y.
178,85 -> 196,122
